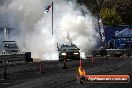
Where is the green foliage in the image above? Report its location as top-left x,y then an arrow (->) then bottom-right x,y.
100,8 -> 122,26
77,0 -> 132,25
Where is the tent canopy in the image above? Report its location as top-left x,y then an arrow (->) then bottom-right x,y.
115,28 -> 132,37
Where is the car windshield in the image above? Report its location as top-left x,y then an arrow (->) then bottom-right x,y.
61,45 -> 79,51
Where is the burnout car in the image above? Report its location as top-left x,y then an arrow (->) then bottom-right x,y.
57,43 -> 80,61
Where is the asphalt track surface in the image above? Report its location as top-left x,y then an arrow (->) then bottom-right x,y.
0,56 -> 132,88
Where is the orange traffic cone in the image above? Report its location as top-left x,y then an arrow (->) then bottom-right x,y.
91,56 -> 94,64
39,63 -> 43,73
80,58 -> 82,67
63,57 -> 67,69
3,65 -> 7,80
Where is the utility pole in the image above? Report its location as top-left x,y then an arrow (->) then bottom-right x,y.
52,1 -> 53,36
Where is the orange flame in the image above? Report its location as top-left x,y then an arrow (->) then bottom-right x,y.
78,66 -> 86,76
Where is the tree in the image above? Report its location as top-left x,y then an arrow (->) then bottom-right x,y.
100,8 -> 122,26
77,0 -> 132,25
102,0 -> 132,25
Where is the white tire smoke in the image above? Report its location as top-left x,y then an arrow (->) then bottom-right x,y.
0,0 -> 99,60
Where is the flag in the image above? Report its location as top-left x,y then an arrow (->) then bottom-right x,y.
44,1 -> 54,36
80,58 -> 82,67
44,4 -> 52,14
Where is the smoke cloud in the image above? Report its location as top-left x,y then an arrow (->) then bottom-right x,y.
0,0 -> 99,60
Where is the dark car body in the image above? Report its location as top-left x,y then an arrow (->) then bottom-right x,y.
58,44 -> 80,61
